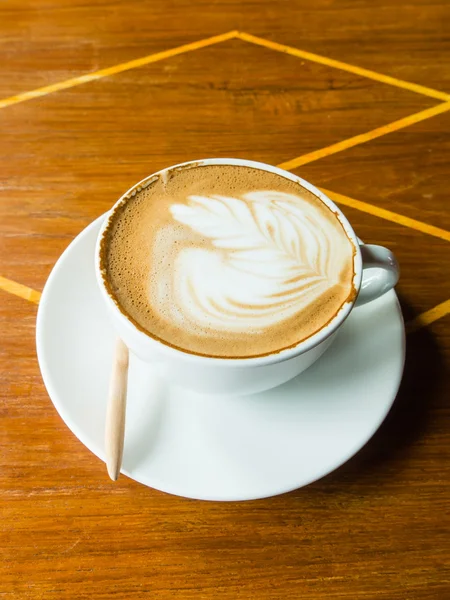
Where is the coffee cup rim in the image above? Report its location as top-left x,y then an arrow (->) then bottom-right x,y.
95,158 -> 363,367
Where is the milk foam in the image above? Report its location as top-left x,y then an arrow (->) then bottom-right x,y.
101,164 -> 356,358
164,191 -> 347,331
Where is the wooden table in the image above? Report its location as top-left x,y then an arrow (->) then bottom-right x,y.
1,2 -> 449,598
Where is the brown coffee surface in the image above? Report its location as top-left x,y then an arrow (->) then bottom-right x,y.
100,163 -> 356,358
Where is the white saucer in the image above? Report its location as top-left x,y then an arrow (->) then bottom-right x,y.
36,216 -> 405,501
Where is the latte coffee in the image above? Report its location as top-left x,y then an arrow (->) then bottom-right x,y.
100,163 -> 356,358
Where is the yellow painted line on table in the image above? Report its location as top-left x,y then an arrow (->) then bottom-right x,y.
278,102 -> 450,170
0,276 -> 41,304
0,30 -> 238,109
2,29 -> 449,110
237,31 -> 450,102
316,188 -> 450,243
406,299 -> 450,334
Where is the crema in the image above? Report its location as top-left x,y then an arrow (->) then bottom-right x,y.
100,163 -> 356,358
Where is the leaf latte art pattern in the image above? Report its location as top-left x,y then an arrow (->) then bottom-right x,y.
166,191 -> 351,333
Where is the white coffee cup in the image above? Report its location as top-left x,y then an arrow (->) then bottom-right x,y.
95,158 -> 399,395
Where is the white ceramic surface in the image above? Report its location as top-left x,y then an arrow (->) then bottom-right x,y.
95,158 -> 400,395
36,216 -> 405,501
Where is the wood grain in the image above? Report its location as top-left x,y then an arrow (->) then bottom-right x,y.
1,1 -> 449,599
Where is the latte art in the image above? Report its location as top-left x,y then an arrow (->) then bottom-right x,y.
101,164 -> 356,358
168,192 -> 344,332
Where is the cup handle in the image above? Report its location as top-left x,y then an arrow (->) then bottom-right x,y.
355,244 -> 400,307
